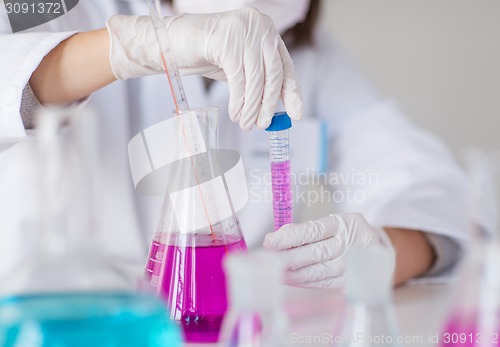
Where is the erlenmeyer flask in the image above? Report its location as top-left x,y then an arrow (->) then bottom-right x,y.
0,107 -> 181,347
478,242 -> 500,347
439,150 -> 500,347
220,251 -> 288,347
143,108 -> 248,343
439,240 -> 483,347
439,239 -> 500,347
335,246 -> 403,347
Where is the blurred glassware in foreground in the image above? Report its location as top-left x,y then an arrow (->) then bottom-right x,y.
439,241 -> 500,347
335,245 -> 403,347
0,107 -> 181,347
220,251 -> 289,347
142,108 -> 247,343
440,150 -> 500,347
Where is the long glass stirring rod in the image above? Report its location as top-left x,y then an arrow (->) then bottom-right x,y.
145,0 -> 223,238
145,0 -> 189,112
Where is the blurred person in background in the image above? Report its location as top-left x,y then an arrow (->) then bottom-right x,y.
0,0 -> 470,288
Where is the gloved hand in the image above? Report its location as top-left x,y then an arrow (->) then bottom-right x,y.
263,213 -> 395,289
106,8 -> 303,130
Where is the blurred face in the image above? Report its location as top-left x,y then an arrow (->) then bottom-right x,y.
173,0 -> 311,33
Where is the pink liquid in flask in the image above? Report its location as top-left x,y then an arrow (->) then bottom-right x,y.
271,160 -> 292,231
440,311 -> 500,347
441,315 -> 478,347
145,233 -> 247,343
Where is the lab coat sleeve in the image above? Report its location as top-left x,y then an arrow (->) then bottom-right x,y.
289,30 -> 381,132
331,101 -> 471,282
425,233 -> 462,278
304,34 -> 471,281
0,10 -> 76,137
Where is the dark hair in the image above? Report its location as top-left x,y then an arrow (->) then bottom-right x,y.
163,0 -> 321,49
282,0 -> 321,49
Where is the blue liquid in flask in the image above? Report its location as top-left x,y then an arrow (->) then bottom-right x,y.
0,292 -> 181,347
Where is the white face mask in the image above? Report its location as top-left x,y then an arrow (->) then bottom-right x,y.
173,0 -> 311,33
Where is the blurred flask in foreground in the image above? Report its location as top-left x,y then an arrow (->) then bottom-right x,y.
220,251 -> 288,346
439,241 -> 500,347
0,107 -> 181,347
335,245 -> 404,347
440,150 -> 500,347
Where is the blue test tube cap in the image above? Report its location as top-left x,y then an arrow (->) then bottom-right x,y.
265,112 -> 292,131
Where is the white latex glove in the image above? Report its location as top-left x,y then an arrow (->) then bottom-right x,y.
263,213 -> 395,289
106,8 -> 303,130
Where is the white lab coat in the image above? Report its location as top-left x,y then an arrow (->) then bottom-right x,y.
0,0 -> 471,281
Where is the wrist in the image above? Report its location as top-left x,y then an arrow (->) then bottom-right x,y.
384,228 -> 436,285
106,15 -> 163,80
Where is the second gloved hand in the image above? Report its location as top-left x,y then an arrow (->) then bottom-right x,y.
263,213 -> 395,289
106,8 -> 303,130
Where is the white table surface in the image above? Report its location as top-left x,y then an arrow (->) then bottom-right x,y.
186,283 -> 455,347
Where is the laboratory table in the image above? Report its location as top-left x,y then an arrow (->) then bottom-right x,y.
186,283 -> 454,347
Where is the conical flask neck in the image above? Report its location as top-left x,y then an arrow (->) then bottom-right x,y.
172,108 -> 218,158
158,108 -> 242,238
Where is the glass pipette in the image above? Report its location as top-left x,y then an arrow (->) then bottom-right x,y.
144,1 -> 241,240
145,0 -> 222,234
145,0 -> 189,112
265,112 -> 293,231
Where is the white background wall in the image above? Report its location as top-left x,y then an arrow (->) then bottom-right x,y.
320,0 -> 500,154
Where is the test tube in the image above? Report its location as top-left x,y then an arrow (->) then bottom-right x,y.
266,112 -> 293,231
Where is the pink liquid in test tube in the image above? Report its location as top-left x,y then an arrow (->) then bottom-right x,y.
271,160 -> 292,231
266,112 -> 293,231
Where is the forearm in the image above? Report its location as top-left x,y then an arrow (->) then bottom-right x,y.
384,228 -> 436,286
29,29 -> 115,105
